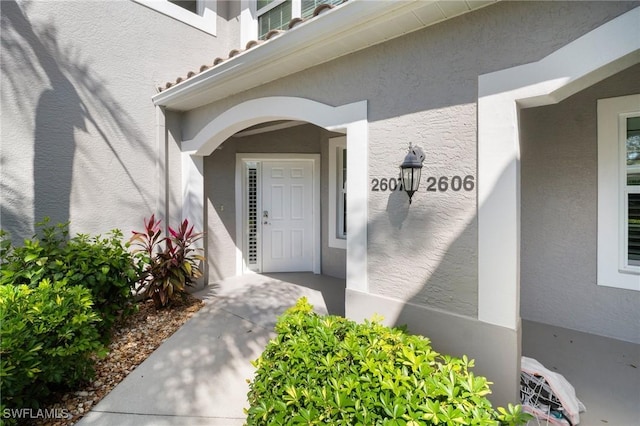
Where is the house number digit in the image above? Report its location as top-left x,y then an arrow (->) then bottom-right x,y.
371,178 -> 402,192
371,175 -> 474,192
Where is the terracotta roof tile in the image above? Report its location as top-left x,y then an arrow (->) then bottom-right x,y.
313,3 -> 335,16
158,1 -> 346,93
245,39 -> 264,50
288,17 -> 305,30
265,29 -> 285,40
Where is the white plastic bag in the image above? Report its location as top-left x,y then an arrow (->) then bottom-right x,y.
520,356 -> 586,425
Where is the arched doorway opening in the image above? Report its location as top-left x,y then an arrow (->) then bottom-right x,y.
180,97 -> 368,290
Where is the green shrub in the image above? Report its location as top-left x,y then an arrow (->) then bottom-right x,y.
246,298 -> 531,426
0,220 -> 139,336
0,280 -> 105,408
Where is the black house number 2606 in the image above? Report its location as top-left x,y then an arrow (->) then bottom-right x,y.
370,175 -> 475,192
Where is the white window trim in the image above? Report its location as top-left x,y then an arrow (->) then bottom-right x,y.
132,0 -> 217,36
329,136 -> 346,249
598,94 -> 640,291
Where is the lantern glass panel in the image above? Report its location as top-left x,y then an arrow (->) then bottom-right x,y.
402,167 -> 421,192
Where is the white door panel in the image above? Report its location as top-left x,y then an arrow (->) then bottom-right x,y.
262,160 -> 314,272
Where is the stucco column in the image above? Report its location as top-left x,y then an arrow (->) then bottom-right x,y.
345,118 -> 368,293
181,151 -> 205,234
477,94 -> 521,330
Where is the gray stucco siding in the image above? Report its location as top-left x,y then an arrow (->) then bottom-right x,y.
520,64 -> 640,343
185,1 -> 637,318
0,0 -> 233,241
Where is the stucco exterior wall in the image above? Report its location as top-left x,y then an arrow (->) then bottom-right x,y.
0,0 -> 232,240
217,0 -> 242,52
520,64 -> 640,343
184,1 -> 636,318
204,124 -> 346,282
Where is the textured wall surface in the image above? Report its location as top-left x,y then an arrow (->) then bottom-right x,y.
186,1 -> 637,317
521,64 -> 640,343
0,0 -> 232,240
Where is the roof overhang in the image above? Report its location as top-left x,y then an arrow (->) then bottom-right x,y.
153,0 -> 496,112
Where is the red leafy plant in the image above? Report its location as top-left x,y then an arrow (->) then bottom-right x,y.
130,215 -> 205,308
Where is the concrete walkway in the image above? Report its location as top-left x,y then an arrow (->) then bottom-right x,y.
77,273 -> 345,426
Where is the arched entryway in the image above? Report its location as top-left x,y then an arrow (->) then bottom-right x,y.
180,97 -> 368,290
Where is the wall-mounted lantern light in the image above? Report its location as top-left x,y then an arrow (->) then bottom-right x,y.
400,144 -> 425,204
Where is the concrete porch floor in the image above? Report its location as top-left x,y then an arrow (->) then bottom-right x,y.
196,272 -> 346,320
522,320 -> 639,425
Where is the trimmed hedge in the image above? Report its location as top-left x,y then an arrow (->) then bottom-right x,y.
0,280 -> 105,408
246,298 -> 530,425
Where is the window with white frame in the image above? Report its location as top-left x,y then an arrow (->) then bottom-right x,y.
255,0 -> 343,39
257,0 -> 292,39
329,136 -> 346,249
597,94 -> 640,291
132,0 -> 216,35
626,116 -> 640,266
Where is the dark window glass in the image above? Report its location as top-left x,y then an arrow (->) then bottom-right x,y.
169,0 -> 198,14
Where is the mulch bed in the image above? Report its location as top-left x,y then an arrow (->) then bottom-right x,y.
28,295 -> 204,426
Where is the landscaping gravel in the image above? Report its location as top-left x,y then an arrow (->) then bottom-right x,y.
29,295 -> 204,426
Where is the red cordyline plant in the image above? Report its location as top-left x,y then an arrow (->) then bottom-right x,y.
130,215 -> 205,308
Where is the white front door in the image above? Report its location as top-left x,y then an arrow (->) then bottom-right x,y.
261,160 -> 314,272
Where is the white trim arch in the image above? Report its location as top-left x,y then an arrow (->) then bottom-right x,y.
183,97 -> 367,155
478,7 -> 640,330
181,97 -> 369,291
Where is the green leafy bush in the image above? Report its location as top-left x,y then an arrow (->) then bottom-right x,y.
0,280 -> 105,408
246,298 -> 532,426
130,215 -> 204,309
0,220 -> 138,336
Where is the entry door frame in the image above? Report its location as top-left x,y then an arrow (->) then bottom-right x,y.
235,153 -> 321,275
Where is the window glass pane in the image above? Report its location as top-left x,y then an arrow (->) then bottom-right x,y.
258,1 -> 291,39
258,0 -> 276,10
301,0 -> 344,19
627,116 -> 640,265
342,149 -> 347,236
629,193 -> 640,266
627,116 -> 640,185
169,0 -> 197,14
